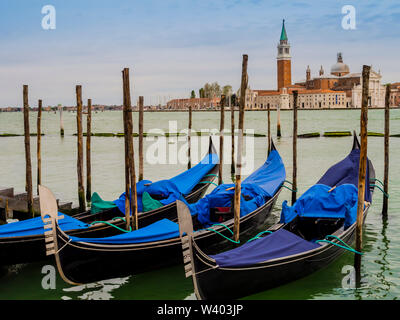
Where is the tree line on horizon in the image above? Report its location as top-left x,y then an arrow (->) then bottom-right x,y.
191,82 -> 237,105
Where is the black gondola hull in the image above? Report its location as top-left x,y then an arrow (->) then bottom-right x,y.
192,207 -> 367,300
0,164 -> 218,266
51,188 -> 281,284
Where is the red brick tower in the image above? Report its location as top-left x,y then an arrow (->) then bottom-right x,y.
277,19 -> 292,91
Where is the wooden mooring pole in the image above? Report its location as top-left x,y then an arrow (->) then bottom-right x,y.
37,99 -> 42,195
382,84 -> 391,218
230,94 -> 235,175
188,103 -> 192,170
219,95 -> 225,185
86,99 -> 92,203
122,68 -> 138,231
267,104 -> 271,154
354,65 -> 370,287
60,105 -> 64,137
122,79 -> 131,230
277,104 -> 282,138
76,85 -> 86,212
234,54 -> 248,242
292,91 -> 298,205
23,85 -> 34,217
139,96 -> 144,181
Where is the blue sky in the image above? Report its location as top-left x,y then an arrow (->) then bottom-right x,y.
0,0 -> 399,107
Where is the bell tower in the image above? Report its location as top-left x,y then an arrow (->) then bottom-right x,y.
277,19 -> 292,91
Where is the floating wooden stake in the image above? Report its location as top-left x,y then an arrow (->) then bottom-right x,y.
37,100 -> 42,195
138,96 -> 144,181
23,85 -> 34,217
292,91 -> 298,205
188,103 -> 192,170
234,54 -> 248,242
230,94 -> 235,175
382,84 -> 390,218
86,99 -> 92,203
76,85 -> 86,212
122,68 -> 138,231
277,104 -> 282,137
354,65 -> 371,287
60,105 -> 64,137
267,103 -> 271,154
219,95 -> 225,185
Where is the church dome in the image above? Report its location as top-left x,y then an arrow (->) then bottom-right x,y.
331,53 -> 350,77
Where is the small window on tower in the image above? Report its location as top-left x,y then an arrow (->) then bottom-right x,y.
285,48 -> 289,54
279,48 -> 283,54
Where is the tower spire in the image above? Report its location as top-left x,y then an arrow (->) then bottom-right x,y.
280,19 -> 288,42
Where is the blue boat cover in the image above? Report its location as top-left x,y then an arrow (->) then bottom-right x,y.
317,148 -> 372,203
69,218 -> 180,244
0,214 -> 89,238
114,151 -> 219,215
210,229 -> 320,267
280,184 -> 358,229
189,149 -> 286,227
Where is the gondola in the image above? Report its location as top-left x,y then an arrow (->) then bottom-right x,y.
0,139 -> 219,266
38,141 -> 286,285
178,134 -> 375,300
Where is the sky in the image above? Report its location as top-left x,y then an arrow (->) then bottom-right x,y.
0,0 -> 399,107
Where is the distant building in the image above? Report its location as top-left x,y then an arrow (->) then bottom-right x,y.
246,20 -> 389,110
166,97 -> 221,110
390,83 -> 400,107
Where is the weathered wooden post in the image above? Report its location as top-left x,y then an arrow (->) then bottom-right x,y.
267,103 -> 271,154
354,65 -> 370,287
219,95 -> 225,185
122,68 -> 138,231
60,105 -> 64,137
138,96 -> 144,181
292,91 -> 298,205
234,54 -> 248,242
277,104 -> 282,137
86,99 -> 92,203
37,100 -> 42,195
230,94 -> 235,175
382,84 -> 390,218
23,85 -> 34,217
76,85 -> 86,212
188,104 -> 192,170
122,80 -> 131,230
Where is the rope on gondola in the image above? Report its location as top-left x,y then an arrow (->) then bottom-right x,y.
370,178 -> 384,188
282,180 -> 297,192
89,217 -> 132,233
199,181 -> 219,187
205,223 -> 241,244
316,235 -> 363,255
370,184 -> 389,198
247,230 -> 273,242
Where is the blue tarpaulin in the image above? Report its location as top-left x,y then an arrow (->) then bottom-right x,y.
70,218 -> 180,244
317,148 -> 372,203
189,149 -> 286,227
0,214 -> 89,238
280,184 -> 358,229
211,228 -> 320,267
114,150 -> 218,215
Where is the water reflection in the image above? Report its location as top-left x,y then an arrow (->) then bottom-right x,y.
62,277 -> 131,300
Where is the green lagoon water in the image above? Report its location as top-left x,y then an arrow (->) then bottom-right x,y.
0,109 -> 399,300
